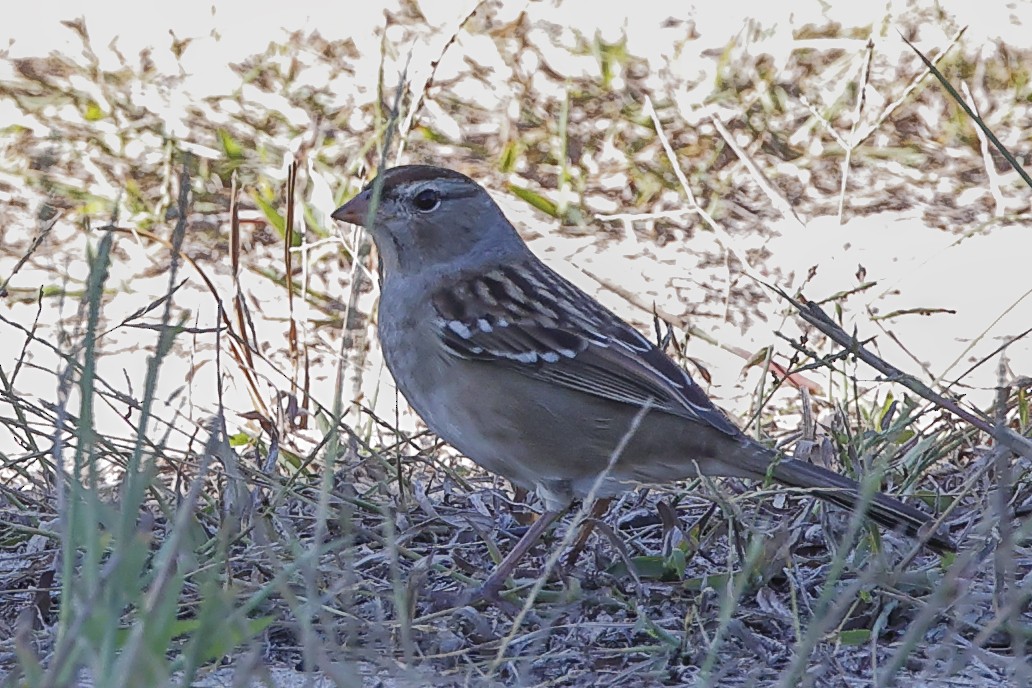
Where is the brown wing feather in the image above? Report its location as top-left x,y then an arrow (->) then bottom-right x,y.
433,259 -> 742,437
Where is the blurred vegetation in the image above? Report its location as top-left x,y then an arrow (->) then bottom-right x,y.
1,3 -> 1031,687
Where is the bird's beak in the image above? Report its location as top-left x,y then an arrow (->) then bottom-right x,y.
331,189 -> 370,226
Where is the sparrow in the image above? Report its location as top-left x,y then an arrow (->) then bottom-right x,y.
332,165 -> 954,599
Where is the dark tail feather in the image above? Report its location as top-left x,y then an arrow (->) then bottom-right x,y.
769,457 -> 956,554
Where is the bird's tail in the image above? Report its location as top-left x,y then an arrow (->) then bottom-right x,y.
764,454 -> 955,554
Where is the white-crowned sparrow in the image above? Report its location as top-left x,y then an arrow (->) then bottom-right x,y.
332,165 -> 954,598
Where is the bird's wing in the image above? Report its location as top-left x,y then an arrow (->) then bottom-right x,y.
432,259 -> 742,437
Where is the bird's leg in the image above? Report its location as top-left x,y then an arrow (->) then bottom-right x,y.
564,498 -> 612,568
476,509 -> 563,602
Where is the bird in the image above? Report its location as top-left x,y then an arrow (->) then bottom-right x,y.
331,164 -> 954,600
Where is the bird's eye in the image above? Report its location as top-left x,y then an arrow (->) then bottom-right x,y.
412,188 -> 441,212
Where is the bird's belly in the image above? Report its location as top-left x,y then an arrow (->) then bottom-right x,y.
384,351 -> 546,484
382,346 -> 643,503
378,317 -> 751,507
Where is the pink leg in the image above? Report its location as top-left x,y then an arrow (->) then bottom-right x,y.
477,509 -> 563,601
564,498 -> 612,567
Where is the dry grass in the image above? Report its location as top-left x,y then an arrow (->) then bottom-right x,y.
2,3 -> 1032,686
